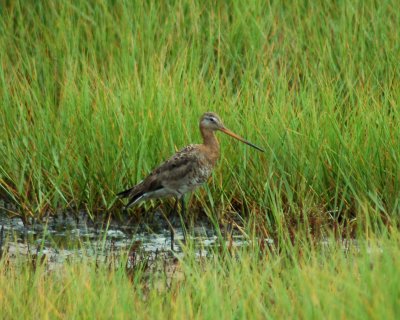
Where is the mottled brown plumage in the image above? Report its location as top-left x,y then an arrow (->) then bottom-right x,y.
117,112 -> 263,209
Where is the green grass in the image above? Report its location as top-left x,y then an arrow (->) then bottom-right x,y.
0,1 -> 399,226
1,234 -> 399,319
1,1 -> 399,317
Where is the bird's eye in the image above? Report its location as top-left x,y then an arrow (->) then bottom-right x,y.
209,117 -> 216,122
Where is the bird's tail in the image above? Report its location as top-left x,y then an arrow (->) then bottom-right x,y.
125,193 -> 145,209
116,187 -> 133,198
117,186 -> 145,209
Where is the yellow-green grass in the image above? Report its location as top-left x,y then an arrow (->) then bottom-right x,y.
1,234 -> 399,319
1,2 -> 399,318
0,0 -> 399,230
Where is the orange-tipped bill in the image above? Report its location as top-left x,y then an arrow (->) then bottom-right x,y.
220,127 -> 265,152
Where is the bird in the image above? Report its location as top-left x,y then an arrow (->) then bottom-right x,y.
117,112 -> 264,250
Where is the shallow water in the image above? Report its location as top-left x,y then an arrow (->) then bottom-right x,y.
0,208 -> 367,272
0,210 -> 249,270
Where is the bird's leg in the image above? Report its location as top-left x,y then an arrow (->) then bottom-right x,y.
169,198 -> 179,251
179,197 -> 188,243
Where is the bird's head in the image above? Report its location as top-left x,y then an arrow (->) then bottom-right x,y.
200,112 -> 264,152
200,112 -> 224,131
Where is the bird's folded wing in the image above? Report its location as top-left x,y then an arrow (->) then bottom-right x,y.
145,145 -> 201,188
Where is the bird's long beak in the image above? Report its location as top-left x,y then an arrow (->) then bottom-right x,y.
219,127 -> 265,152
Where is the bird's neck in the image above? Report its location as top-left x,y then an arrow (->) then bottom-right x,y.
200,127 -> 220,153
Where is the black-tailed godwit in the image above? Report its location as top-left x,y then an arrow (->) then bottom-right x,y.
118,112 -> 264,250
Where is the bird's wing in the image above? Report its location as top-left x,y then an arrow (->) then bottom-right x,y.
118,145 -> 206,204
144,144 -> 202,189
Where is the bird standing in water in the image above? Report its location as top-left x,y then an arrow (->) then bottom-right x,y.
117,112 -> 264,250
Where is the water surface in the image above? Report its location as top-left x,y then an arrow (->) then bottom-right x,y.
0,210 -> 248,270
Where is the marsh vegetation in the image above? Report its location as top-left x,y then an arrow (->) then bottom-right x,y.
0,0 -> 399,318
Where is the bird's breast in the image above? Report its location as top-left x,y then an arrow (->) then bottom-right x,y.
194,162 -> 213,183
176,162 -> 213,195
179,154 -> 215,190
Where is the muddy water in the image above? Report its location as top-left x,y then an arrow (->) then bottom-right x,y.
0,210 -> 248,269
